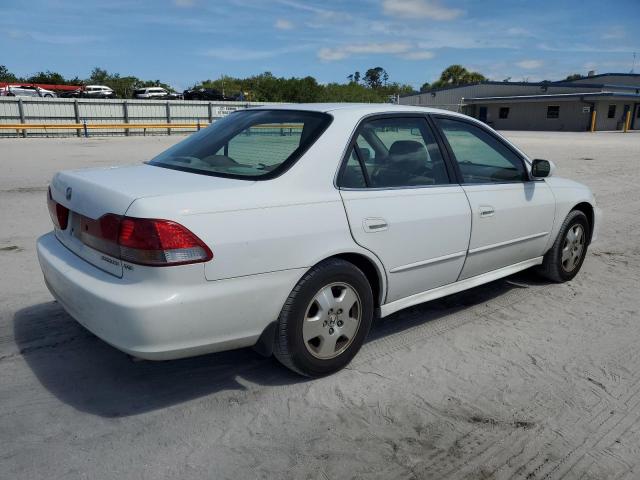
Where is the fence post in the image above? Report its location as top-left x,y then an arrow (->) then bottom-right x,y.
166,101 -> 171,135
17,98 -> 26,138
73,99 -> 81,137
83,121 -> 88,138
208,102 -> 213,125
123,101 -> 130,137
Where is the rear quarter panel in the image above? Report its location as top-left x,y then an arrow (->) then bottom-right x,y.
125,182 -> 381,284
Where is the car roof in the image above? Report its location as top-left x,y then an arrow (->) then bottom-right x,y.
247,102 -> 466,118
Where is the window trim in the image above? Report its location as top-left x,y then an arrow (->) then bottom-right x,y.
335,113 -> 456,190
430,114 -> 533,185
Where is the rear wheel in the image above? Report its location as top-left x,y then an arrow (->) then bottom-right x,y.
537,210 -> 589,282
274,259 -> 374,377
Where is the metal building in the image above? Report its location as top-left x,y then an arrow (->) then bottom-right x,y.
399,73 -> 640,131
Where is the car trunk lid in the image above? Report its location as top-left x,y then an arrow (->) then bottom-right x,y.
49,164 -> 252,277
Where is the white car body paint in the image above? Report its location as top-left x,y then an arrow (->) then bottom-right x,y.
37,104 -> 599,360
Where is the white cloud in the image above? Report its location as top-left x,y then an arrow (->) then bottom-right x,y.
318,42 -> 412,61
516,59 -> 543,69
400,51 -> 435,60
601,26 -> 625,40
204,44 -> 311,61
4,29 -> 99,45
382,0 -> 464,21
174,0 -> 195,6
275,18 -> 294,30
506,27 -> 532,37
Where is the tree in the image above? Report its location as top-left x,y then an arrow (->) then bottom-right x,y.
354,71 -> 361,84
0,65 -> 18,82
565,73 -> 583,81
420,82 -> 431,93
427,64 -> 487,90
364,67 -> 387,89
88,67 -> 110,84
27,71 -> 67,85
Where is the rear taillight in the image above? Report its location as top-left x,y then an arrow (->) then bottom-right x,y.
79,214 -> 212,267
118,217 -> 212,266
47,187 -> 69,230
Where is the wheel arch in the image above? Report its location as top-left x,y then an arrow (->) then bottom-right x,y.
571,201 -> 595,244
253,250 -> 386,358
328,252 -> 386,309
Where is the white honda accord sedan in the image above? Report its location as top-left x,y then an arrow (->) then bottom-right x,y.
38,104 -> 600,376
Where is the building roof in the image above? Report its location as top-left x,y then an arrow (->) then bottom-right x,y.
551,72 -> 640,82
464,91 -> 640,104
400,73 -> 640,98
249,103 -> 455,115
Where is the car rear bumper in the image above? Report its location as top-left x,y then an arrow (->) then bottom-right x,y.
37,232 -> 304,360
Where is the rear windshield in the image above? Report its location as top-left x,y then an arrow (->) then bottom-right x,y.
148,110 -> 332,179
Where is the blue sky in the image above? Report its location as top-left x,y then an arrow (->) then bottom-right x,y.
1,0 -> 639,90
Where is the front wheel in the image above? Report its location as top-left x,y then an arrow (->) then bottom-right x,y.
274,259 -> 374,377
537,210 -> 589,282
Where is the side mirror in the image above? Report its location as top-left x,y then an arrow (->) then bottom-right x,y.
531,159 -> 555,178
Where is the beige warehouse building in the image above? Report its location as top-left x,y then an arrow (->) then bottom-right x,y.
400,73 -> 640,131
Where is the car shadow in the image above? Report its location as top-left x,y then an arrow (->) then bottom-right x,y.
14,270 -> 547,418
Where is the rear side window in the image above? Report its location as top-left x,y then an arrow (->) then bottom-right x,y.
436,117 -> 527,183
340,117 -> 450,188
149,110 -> 332,179
341,150 -> 368,188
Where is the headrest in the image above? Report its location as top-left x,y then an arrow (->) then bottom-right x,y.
389,140 -> 426,156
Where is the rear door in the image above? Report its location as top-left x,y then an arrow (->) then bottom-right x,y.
433,115 -> 555,279
338,115 -> 471,303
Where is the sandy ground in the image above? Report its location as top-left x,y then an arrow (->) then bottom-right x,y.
1,131 -> 639,479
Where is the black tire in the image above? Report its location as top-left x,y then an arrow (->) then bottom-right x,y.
537,210 -> 590,282
274,259 -> 374,377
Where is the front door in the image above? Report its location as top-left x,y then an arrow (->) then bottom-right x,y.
433,116 -> 555,280
338,115 -> 471,303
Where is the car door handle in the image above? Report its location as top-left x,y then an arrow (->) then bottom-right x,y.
363,218 -> 388,232
479,206 -> 495,218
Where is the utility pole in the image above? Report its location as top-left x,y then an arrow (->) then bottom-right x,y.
631,52 -> 636,74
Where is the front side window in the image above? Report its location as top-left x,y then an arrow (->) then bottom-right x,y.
149,110 -> 332,179
435,117 -> 527,184
340,117 -> 449,188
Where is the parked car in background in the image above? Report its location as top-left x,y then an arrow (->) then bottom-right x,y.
38,104 -> 600,377
81,85 -> 116,99
133,87 -> 182,100
0,85 -> 57,97
58,89 -> 83,98
183,88 -> 227,101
